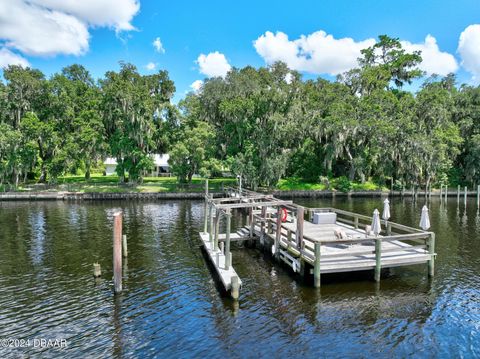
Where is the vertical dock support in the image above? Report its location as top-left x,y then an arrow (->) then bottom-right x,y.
374,237 -> 382,282
214,209 -> 220,251
113,212 -> 122,293
203,179 -> 209,233
225,209 -> 232,270
477,185 -> 480,208
428,233 -> 435,277
122,234 -> 128,257
354,216 -> 359,229
440,185 -> 443,201
445,185 -> 448,203
296,206 -> 304,248
209,204 -> 214,242
275,206 -> 282,258
249,207 -> 254,238
231,276 -> 240,300
464,186 -> 468,207
457,185 -> 460,204
314,241 -> 321,288
260,206 -> 267,236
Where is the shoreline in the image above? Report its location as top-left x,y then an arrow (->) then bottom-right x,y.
0,189 -> 477,201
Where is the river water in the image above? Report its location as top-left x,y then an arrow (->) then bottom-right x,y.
0,197 -> 479,358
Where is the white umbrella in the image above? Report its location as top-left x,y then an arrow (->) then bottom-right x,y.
371,209 -> 381,236
419,205 -> 431,230
382,198 -> 391,221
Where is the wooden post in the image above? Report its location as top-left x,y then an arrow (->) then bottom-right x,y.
440,184 -> 443,200
444,185 -> 448,202
231,276 -> 240,300
354,216 -> 359,229
225,209 -> 232,269
249,207 -> 254,238
374,237 -> 382,282
387,223 -> 392,236
428,233 -> 435,277
209,204 -> 214,242
457,185 -> 460,204
122,234 -> 128,257
113,212 -> 122,293
314,241 -> 321,288
204,179 -> 209,233
275,206 -> 282,258
214,209 -> 220,251
477,185 -> 480,208
296,206 -> 304,249
309,209 -> 313,222
464,186 -> 468,207
93,263 -> 101,277
401,185 -> 405,198
260,206 -> 267,235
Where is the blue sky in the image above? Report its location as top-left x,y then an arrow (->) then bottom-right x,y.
1,0 -> 479,101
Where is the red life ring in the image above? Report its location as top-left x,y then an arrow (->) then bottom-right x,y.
281,208 -> 288,222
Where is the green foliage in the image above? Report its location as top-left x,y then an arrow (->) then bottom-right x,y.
0,36 -> 478,191
333,176 -> 352,192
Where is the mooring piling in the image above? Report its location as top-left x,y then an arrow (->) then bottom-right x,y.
464,186 -> 468,207
122,234 -> 128,257
477,185 -> 480,208
457,185 -> 460,204
93,263 -> 101,277
231,276 -> 240,300
113,212 -> 123,293
214,209 -> 220,251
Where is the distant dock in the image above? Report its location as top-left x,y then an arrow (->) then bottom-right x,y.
200,185 -> 436,299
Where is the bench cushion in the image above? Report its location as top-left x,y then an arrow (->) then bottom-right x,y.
313,212 -> 337,224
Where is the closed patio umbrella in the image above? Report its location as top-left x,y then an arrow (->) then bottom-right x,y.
382,198 -> 391,222
419,205 -> 431,230
371,209 -> 381,236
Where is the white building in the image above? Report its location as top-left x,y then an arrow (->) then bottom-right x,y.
104,154 -> 170,176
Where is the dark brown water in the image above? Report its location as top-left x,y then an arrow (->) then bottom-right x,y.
0,197 -> 479,358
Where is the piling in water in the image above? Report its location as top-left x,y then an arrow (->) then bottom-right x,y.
93,263 -> 101,277
113,212 -> 123,293
122,234 -> 128,257
464,186 -> 467,207
231,275 -> 240,300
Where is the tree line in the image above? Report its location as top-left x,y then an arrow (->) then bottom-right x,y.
0,36 -> 479,190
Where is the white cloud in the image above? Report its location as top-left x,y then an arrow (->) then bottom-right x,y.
153,37 -> 165,53
28,0 -> 140,31
401,35 -> 458,76
254,30 -> 458,77
190,80 -> 203,92
458,24 -> 480,83
254,30 -> 376,75
197,51 -> 231,78
145,62 -> 157,71
0,48 -> 29,68
0,0 -> 139,58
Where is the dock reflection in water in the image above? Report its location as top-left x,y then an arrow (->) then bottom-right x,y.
0,197 -> 479,358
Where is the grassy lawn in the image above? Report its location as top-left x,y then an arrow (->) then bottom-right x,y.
42,174 -> 236,193
2,174 -> 388,193
276,177 -> 388,192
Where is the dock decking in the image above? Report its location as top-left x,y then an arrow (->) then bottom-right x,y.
200,185 -> 436,299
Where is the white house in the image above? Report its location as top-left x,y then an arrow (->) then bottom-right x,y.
104,154 -> 170,176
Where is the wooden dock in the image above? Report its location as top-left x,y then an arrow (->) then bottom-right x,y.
200,184 -> 436,299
